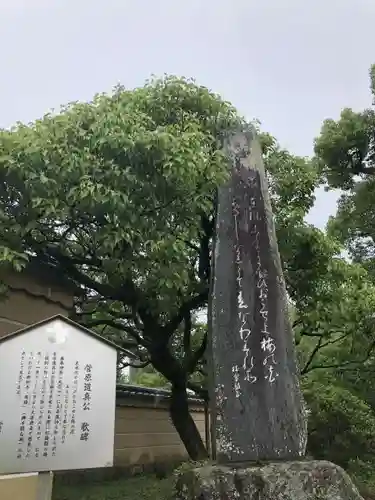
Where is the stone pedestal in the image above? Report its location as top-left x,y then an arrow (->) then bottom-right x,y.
175,461 -> 364,500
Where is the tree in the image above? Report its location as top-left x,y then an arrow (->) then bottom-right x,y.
303,376 -> 375,470
296,257 -> 375,375
0,75 -> 322,459
308,71 -> 375,486
314,64 -> 375,278
130,365 -> 169,389
172,238 -> 375,402
315,64 -> 375,190
129,317 -> 207,395
312,59 -> 375,411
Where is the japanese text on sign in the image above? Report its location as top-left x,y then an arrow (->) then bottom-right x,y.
14,351 -> 93,462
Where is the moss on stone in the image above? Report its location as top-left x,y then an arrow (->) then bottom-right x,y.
175,460 -> 364,500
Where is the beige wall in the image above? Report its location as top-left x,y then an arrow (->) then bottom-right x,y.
114,400 -> 206,467
58,399 -> 207,483
0,472 -> 53,500
0,267 -> 74,337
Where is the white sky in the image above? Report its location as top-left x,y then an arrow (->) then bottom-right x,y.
1,0 -> 374,229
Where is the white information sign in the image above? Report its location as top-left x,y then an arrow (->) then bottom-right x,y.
0,315 -> 117,474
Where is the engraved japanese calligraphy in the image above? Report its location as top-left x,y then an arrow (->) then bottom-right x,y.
233,200 -> 257,388
209,128 -> 307,463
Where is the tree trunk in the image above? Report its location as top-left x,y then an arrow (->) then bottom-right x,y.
170,383 -> 208,461
149,341 -> 208,461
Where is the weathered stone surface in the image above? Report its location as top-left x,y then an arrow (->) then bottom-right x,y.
208,127 -> 307,462
175,461 -> 364,500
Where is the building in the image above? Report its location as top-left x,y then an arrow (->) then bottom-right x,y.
0,260 -> 76,338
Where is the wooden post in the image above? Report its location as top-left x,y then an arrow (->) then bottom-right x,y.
36,472 -> 53,500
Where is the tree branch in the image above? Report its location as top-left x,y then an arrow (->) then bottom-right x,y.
198,214 -> 214,282
183,310 -> 192,364
32,240 -> 143,308
187,381 -> 208,401
37,249 -> 120,300
163,288 -> 209,340
300,331 -> 324,339
76,307 -> 137,325
292,318 -> 303,329
296,330 -> 322,346
83,318 -> 146,347
121,359 -> 151,369
319,333 -> 349,350
187,331 -> 208,374
303,339 -> 375,374
301,336 -> 323,375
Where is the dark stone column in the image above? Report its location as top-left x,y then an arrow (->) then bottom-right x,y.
208,127 -> 307,463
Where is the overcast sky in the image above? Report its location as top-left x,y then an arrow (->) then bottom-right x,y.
1,0 -> 374,228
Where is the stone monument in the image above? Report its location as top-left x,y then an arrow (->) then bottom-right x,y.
176,127 -> 364,500
209,127 -> 306,462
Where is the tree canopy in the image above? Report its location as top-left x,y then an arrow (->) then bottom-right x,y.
2,73 -> 375,475
315,65 -> 375,274
310,64 -> 375,491
0,76 -> 321,377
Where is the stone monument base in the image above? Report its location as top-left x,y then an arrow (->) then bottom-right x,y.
175,460 -> 364,500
